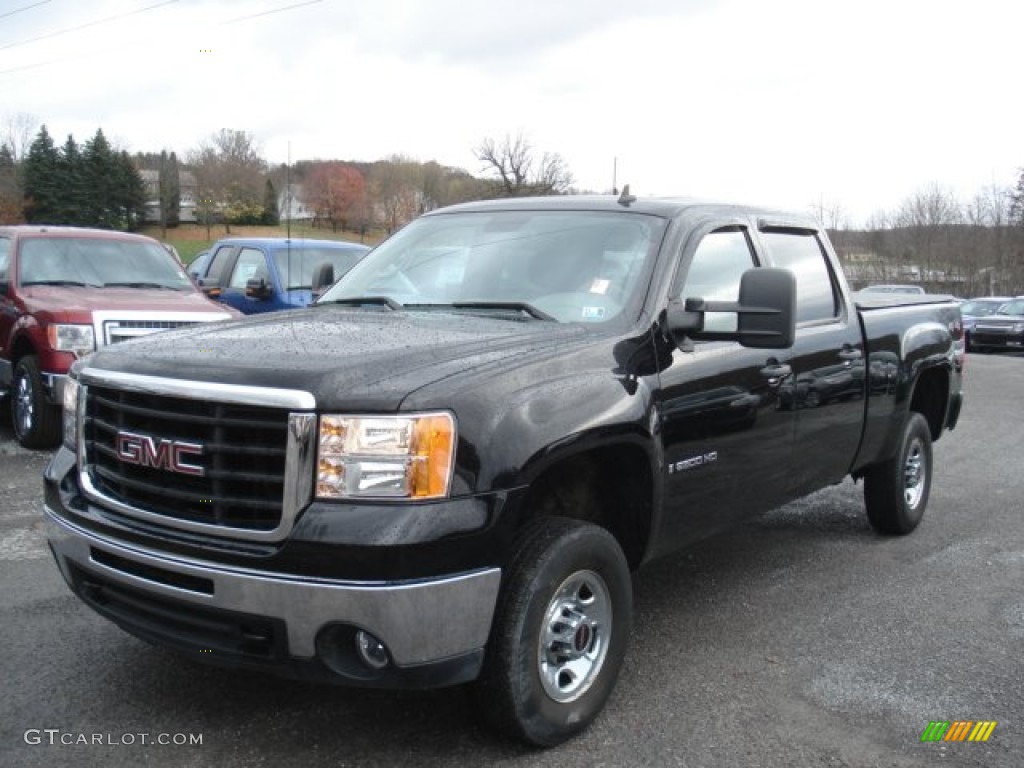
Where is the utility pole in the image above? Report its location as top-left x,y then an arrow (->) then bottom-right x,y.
286,141 -> 292,240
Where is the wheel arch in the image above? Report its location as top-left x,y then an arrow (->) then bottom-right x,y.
909,362 -> 951,442
511,438 -> 656,571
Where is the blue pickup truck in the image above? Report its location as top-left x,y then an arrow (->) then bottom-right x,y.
189,237 -> 370,314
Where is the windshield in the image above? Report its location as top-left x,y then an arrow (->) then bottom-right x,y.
960,299 -> 1005,316
318,210 -> 666,324
997,299 -> 1024,316
18,236 -> 194,290
272,246 -> 368,290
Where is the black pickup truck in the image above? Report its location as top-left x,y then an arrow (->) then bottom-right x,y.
44,195 -> 963,746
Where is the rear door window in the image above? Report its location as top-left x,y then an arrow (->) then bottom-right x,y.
760,230 -> 839,325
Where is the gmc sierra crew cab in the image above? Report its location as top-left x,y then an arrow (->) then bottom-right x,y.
43,195 -> 963,746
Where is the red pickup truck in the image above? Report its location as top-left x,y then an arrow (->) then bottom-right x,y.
0,226 -> 237,448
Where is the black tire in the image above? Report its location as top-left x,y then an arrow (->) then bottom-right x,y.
864,412 -> 932,535
474,517 -> 632,747
11,355 -> 61,450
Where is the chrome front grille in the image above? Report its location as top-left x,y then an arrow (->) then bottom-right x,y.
76,370 -> 317,542
103,319 -> 201,345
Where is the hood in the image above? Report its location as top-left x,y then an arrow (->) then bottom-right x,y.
21,285 -> 230,318
82,306 -> 590,410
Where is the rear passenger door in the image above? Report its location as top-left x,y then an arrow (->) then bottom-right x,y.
757,225 -> 864,496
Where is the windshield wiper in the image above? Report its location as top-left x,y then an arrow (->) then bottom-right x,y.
21,279 -> 98,287
444,301 -> 557,321
317,296 -> 404,311
103,281 -> 180,290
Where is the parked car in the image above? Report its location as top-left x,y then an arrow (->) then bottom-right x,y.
191,237 -> 371,314
855,284 -> 926,295
969,297 -> 1024,352
0,226 -> 238,448
959,296 -> 1012,350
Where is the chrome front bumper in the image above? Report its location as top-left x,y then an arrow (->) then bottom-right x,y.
45,506 -> 501,667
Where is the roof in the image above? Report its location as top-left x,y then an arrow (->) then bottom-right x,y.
428,195 -> 819,227
0,225 -> 159,242
209,237 -> 370,251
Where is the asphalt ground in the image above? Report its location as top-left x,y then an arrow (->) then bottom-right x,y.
1,352 -> 1021,767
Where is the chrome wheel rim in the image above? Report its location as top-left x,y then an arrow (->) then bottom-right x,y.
904,437 -> 926,509
537,569 -> 612,703
13,371 -> 33,438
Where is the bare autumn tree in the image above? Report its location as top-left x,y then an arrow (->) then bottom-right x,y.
187,129 -> 267,235
0,112 -> 39,222
369,155 -> 423,233
1,112 -> 38,164
474,132 -> 573,196
809,196 -> 848,232
889,183 -> 963,284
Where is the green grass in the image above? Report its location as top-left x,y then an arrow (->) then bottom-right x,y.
140,223 -> 387,265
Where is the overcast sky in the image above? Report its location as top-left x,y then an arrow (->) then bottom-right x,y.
1,0 -> 1021,225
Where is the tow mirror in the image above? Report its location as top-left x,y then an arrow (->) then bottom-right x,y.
668,267 -> 796,349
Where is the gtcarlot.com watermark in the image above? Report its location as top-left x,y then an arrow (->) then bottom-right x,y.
24,729 -> 203,747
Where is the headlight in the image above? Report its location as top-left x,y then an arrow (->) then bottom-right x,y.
47,324 -> 95,358
316,413 -> 455,500
1012,322 -> 1024,333
62,377 -> 79,451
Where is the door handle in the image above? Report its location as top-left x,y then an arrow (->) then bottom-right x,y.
760,363 -> 792,380
838,347 -> 863,362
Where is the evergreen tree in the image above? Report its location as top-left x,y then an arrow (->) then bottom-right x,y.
22,125 -> 61,223
58,134 -> 88,225
263,178 -> 279,225
114,150 -> 146,230
158,150 -> 171,234
83,129 -> 116,227
166,151 -> 180,227
1011,168 -> 1024,228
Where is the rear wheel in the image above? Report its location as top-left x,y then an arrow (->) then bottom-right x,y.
11,355 -> 61,450
474,517 -> 632,747
864,412 -> 932,535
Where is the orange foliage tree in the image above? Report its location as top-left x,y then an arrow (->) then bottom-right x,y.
302,162 -> 366,232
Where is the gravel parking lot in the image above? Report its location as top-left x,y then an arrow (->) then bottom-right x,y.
1,353 -> 1021,767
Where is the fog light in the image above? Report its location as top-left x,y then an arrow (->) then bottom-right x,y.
355,630 -> 389,670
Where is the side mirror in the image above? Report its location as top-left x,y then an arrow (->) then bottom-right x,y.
311,262 -> 335,299
668,267 -> 796,349
198,277 -> 222,298
246,277 -> 273,299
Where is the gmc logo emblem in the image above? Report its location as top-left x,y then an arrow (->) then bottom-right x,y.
115,430 -> 205,477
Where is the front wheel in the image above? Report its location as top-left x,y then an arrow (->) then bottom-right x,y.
11,355 -> 61,450
864,412 -> 932,535
474,517 -> 632,747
